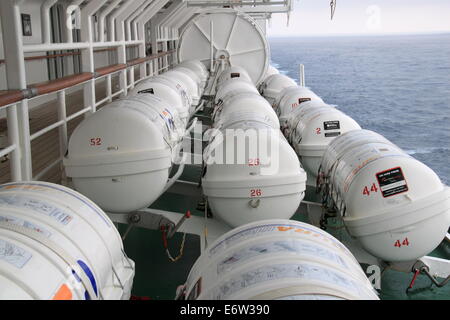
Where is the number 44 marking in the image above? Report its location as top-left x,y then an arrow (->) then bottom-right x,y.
362,183 -> 378,196
394,238 -> 410,248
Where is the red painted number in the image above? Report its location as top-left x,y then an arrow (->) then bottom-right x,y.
394,238 -> 410,248
291,102 -> 298,109
362,183 -> 378,196
248,158 -> 260,166
316,128 -> 321,135
363,186 -> 370,196
90,138 -> 102,146
371,184 -> 378,192
250,189 -> 262,197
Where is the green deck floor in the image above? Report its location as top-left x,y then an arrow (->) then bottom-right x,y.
118,177 -> 450,300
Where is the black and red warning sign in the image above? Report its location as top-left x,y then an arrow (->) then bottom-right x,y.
376,167 -> 409,198
323,120 -> 340,130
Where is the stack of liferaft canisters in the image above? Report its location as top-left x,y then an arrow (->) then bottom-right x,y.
258,66 -> 450,264
202,66 -> 307,228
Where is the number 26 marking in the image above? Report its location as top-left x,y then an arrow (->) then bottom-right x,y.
250,189 -> 262,197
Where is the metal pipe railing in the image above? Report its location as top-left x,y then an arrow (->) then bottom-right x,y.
0,50 -> 175,109
12,50 -> 173,182
0,0 -> 177,184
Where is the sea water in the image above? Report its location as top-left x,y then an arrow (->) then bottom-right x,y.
269,33 -> 450,185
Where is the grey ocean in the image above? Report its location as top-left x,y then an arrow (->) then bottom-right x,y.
269,33 -> 450,185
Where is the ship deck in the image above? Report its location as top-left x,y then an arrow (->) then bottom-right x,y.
1,95 -> 449,300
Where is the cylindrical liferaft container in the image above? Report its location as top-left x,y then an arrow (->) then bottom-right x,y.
178,60 -> 209,89
0,182 -> 134,300
213,92 -> 280,130
172,66 -> 204,97
217,66 -> 253,87
287,101 -> 361,184
129,76 -> 191,125
202,123 -> 306,228
259,74 -> 297,107
275,86 -> 324,128
318,129 -> 450,262
64,94 -> 184,213
161,69 -> 200,107
214,78 -> 259,106
261,65 -> 280,82
181,219 -> 379,300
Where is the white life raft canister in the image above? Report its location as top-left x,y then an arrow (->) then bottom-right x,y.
319,129 -> 450,262
182,219 -> 379,300
0,182 -> 134,300
64,94 -> 184,213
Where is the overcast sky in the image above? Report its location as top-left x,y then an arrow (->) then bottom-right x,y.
267,0 -> 450,37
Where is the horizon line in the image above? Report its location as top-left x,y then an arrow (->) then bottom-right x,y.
267,30 -> 450,38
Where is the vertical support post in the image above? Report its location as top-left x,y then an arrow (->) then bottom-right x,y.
0,0 -> 32,181
149,59 -> 154,76
57,90 -> 68,185
65,0 -> 84,43
98,0 -> 122,42
41,0 -> 58,44
138,23 -> 147,78
299,64 -> 305,87
80,1 -> 109,115
6,105 -> 22,181
129,66 -> 135,89
210,20 -> 214,72
106,74 -> 113,102
174,39 -> 179,65
151,21 -> 159,75
163,40 -> 168,71
118,47 -> 128,97
57,90 -> 68,158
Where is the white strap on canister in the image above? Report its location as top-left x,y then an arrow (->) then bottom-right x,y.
0,221 -> 99,300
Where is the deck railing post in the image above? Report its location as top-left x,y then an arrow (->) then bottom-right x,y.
151,22 -> 159,75
6,104 -> 22,181
0,0 -> 33,181
106,74 -> 113,102
17,101 -> 33,180
80,1 -> 109,115
57,90 -> 68,184
57,90 -> 68,158
163,41 -> 169,71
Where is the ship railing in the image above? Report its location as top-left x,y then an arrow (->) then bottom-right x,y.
185,0 -> 293,13
0,0 -> 183,183
0,49 -> 176,183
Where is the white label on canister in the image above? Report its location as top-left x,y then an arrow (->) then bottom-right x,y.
217,240 -> 348,275
0,215 -> 51,237
212,263 -> 361,300
209,224 -> 348,257
0,239 -> 32,269
0,195 -> 73,225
